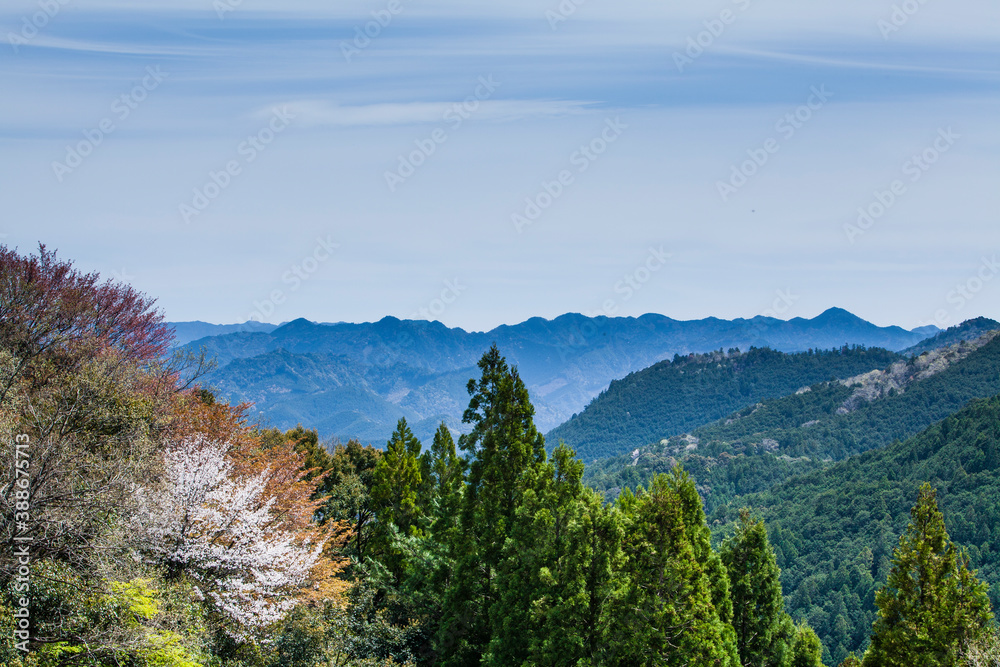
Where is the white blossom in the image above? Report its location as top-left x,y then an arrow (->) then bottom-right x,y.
136,435 -> 324,633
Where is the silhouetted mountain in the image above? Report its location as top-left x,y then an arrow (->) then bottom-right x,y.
169,320 -> 277,346
176,310 -> 938,445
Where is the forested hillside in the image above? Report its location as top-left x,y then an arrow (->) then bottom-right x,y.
709,394 -> 1000,664
900,316 -> 999,356
547,345 -> 901,461
585,330 -> 1000,505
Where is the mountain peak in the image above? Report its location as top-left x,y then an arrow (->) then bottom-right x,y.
812,307 -> 864,324
272,318 -> 319,335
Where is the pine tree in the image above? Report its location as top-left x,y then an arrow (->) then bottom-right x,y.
670,468 -> 737,633
436,345 -> 546,666
721,509 -> 795,667
862,484 -> 993,667
404,422 -> 466,613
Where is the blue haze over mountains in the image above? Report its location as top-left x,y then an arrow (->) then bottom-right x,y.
172,308 -> 939,446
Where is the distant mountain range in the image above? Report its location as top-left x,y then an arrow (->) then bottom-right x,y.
171,309 -> 938,445
169,320 -> 278,345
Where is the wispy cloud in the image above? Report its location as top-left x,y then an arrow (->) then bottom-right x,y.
721,46 -> 1000,78
273,99 -> 597,127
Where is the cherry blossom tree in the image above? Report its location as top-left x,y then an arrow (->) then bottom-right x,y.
138,432 -> 333,634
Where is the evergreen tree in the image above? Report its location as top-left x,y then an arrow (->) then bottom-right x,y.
371,424 -> 468,666
670,468 -> 737,633
436,345 -> 546,666
371,418 -> 424,581
604,469 -> 740,666
322,439 -> 382,562
721,509 -> 795,667
396,423 -> 467,660
862,484 -> 993,667
428,422 -> 465,539
484,444 -> 620,666
789,623 -> 826,667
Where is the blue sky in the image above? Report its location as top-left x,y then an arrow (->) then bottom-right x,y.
2,0 -> 998,332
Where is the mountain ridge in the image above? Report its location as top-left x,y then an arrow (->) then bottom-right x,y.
177,309 -> 939,444
584,321 -> 1000,508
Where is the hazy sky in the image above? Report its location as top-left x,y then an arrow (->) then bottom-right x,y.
2,0 -> 998,332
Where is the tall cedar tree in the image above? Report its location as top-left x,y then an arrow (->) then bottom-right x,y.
721,510 -> 796,667
789,623 -> 826,667
394,423 -> 467,664
605,468 -> 741,667
862,484 -> 993,667
428,422 -> 465,540
436,345 -> 546,666
483,444 -> 621,666
371,418 -> 425,582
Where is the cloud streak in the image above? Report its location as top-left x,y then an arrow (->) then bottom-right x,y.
277,99 -> 597,127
